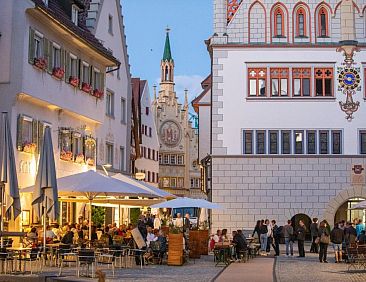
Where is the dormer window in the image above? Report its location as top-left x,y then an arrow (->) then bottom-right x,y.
71,5 -> 79,26
43,0 -> 48,6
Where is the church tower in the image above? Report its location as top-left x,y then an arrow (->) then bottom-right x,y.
152,29 -> 203,199
160,28 -> 175,94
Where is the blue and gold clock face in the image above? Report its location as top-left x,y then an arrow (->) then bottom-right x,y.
338,68 -> 360,90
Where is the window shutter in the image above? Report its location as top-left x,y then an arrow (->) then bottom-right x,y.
32,119 -> 39,153
38,121 -> 44,152
16,115 -> 24,151
100,72 -> 105,92
60,48 -> 65,79
28,28 -> 35,64
75,57 -> 80,80
64,51 -> 70,82
78,59 -> 83,89
43,38 -> 52,73
90,66 -> 95,89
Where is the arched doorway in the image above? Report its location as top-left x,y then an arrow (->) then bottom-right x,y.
334,198 -> 365,225
291,213 -> 311,241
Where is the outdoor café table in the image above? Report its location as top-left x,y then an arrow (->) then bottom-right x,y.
214,244 -> 233,266
7,247 -> 32,273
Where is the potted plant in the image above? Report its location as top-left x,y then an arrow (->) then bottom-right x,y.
81,82 -> 92,93
168,224 -> 184,266
52,67 -> 65,79
23,142 -> 37,154
92,89 -> 104,99
60,150 -> 73,161
69,76 -> 79,87
33,57 -> 47,70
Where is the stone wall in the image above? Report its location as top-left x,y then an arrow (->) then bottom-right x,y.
211,156 -> 366,232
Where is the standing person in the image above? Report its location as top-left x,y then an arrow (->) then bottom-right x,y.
318,220 -> 330,263
265,219 -> 272,254
356,219 -> 365,239
331,222 -> 344,263
252,220 -> 261,239
175,213 -> 183,228
296,220 -> 306,257
283,220 -> 294,257
183,213 -> 191,232
154,214 -> 161,230
344,221 -> 357,262
271,220 -> 280,256
310,218 -> 319,253
138,215 -> 147,241
259,220 -> 268,255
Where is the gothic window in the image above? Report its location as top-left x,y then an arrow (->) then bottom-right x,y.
248,68 -> 266,97
293,68 -> 311,96
256,131 -> 266,154
319,130 -> 329,154
269,131 -> 278,154
318,8 -> 329,37
315,68 -> 333,96
270,68 -> 289,96
332,131 -> 342,154
165,66 -> 169,81
281,131 -> 291,154
274,8 -> 284,37
243,130 -> 253,154
306,131 -> 317,154
296,8 -> 306,37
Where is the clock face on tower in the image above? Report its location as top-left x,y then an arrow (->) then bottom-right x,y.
160,120 -> 181,147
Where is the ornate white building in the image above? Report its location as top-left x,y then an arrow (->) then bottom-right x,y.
207,0 -> 366,234
152,31 -> 204,198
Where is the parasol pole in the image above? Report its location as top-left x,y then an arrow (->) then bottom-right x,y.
0,183 -> 4,248
89,197 -> 92,244
43,196 -> 47,261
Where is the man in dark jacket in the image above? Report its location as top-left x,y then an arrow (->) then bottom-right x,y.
331,223 -> 344,263
297,220 -> 306,257
61,225 -> 74,245
138,215 -> 147,241
233,230 -> 247,260
271,220 -> 280,256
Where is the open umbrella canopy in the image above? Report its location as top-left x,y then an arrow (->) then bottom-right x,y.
0,112 -> 21,220
150,197 -> 223,209
23,170 -> 156,198
32,127 -> 58,221
111,173 -> 174,198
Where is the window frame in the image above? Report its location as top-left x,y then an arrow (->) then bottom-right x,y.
270,68 -> 289,96
105,90 -> 115,118
318,7 -> 329,37
177,155 -> 184,165
306,130 -> 317,154
106,142 -> 114,167
248,68 -> 267,97
296,7 -> 307,37
121,98 -> 126,124
281,130 -> 292,154
108,14 -> 113,35
71,4 -> 79,26
331,130 -> 342,155
120,146 -> 125,171
360,131 -> 366,154
52,42 -> 61,69
268,130 -> 279,154
274,8 -> 285,37
82,61 -> 90,84
292,68 -> 311,97
243,130 -> 254,154
314,68 -> 333,97
319,130 -> 329,155
294,130 -> 304,154
34,31 -> 44,59
256,130 -> 266,155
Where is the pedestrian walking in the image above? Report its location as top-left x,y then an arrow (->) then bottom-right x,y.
265,219 -> 272,254
297,220 -> 306,257
252,220 -> 261,239
318,220 -> 330,263
331,222 -> 344,263
259,220 -> 268,255
310,218 -> 319,253
344,221 -> 357,262
271,220 -> 280,256
283,220 -> 293,256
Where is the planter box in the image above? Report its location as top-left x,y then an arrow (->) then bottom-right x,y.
69,76 -> 79,87
188,230 -> 201,259
168,233 -> 183,266
199,230 -> 209,255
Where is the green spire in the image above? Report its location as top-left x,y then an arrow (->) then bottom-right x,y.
163,27 -> 173,61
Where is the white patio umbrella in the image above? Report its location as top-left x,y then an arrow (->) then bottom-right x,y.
0,112 -> 21,247
150,197 -> 223,209
23,170 -> 158,240
112,173 -> 174,198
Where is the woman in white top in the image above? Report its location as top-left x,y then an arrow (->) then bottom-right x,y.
175,213 -> 183,228
154,215 -> 161,230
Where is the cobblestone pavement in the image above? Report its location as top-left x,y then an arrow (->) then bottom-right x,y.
1,254 -> 224,282
275,244 -> 366,282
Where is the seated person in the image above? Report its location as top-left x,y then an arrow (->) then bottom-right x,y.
146,227 -> 158,247
45,225 -> 56,243
26,227 -> 38,247
61,225 -> 74,245
358,230 -> 366,244
90,226 -> 98,242
100,226 -> 113,246
157,230 -> 167,262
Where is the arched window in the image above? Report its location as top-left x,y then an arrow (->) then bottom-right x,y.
296,8 -> 306,37
318,7 -> 328,37
274,8 -> 284,37
165,65 -> 169,81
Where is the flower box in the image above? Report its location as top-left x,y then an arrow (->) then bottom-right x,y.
92,89 -> 104,99
167,233 -> 184,266
60,150 -> 73,161
52,67 -> 65,79
69,76 -> 79,87
23,142 -> 37,154
81,82 -> 92,93
33,58 -> 47,70
75,153 -> 85,164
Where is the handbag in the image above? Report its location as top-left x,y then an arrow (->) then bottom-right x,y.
315,237 -> 320,244
320,233 -> 330,244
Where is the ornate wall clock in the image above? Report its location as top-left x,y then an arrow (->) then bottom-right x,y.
160,120 -> 181,147
337,67 -> 361,91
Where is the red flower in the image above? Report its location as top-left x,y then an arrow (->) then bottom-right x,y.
81,82 -> 92,93
93,89 -> 104,99
52,67 -> 65,79
33,58 -> 47,70
69,76 -> 79,87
